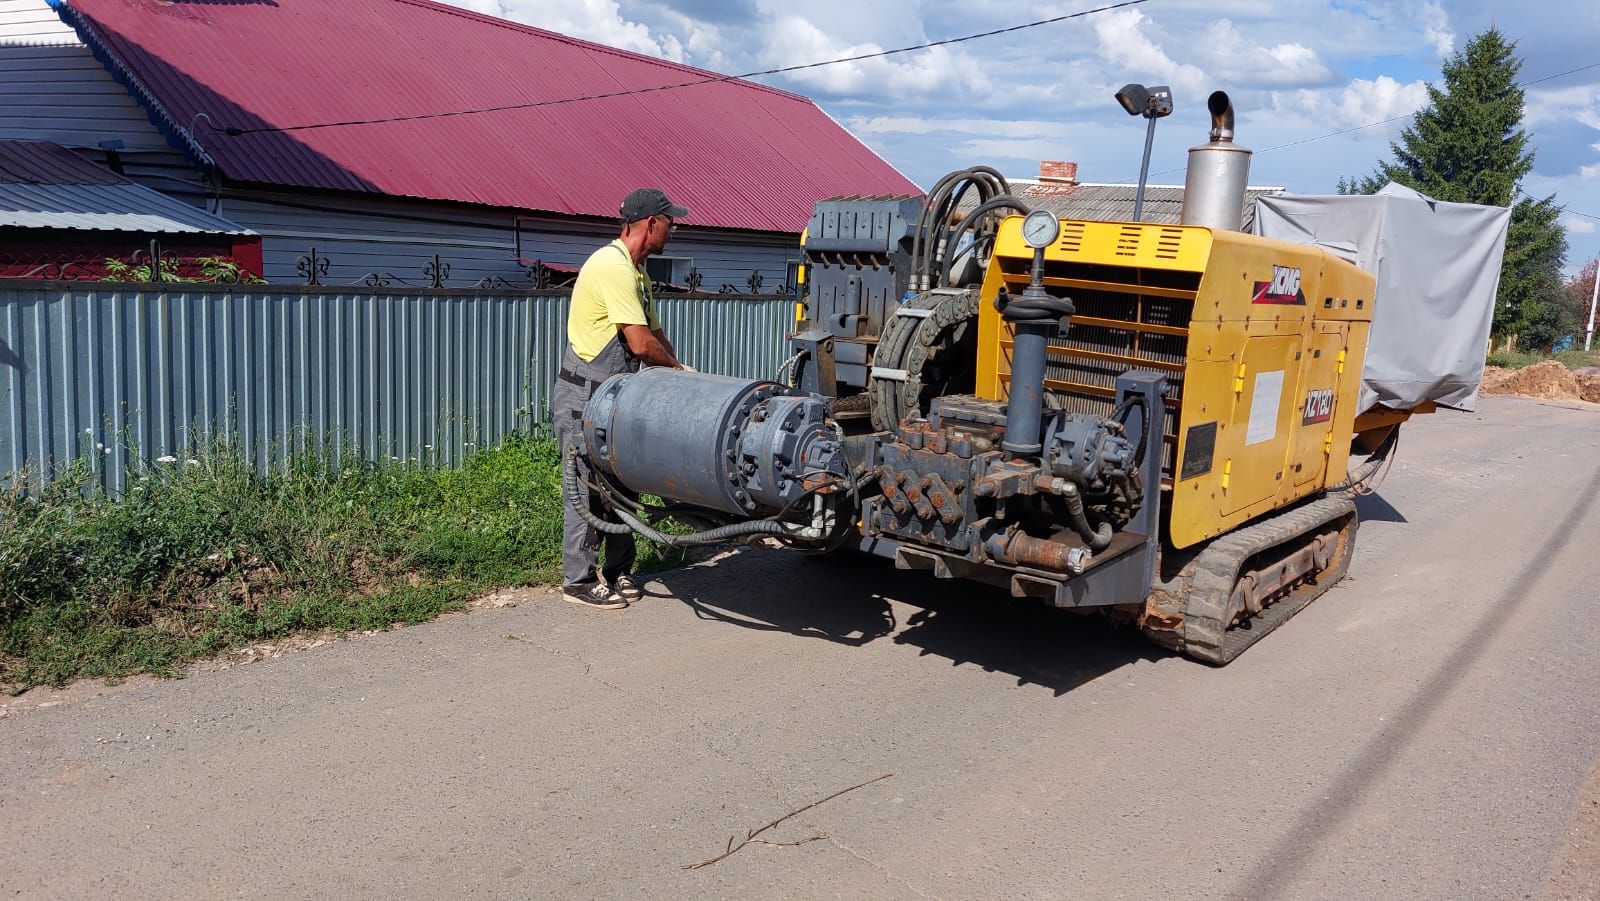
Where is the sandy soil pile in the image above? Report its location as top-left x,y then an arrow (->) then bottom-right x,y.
1479,361 -> 1600,403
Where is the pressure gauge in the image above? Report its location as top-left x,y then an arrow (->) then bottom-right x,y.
1021,210 -> 1061,249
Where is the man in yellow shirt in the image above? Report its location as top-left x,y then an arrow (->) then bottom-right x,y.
555,187 -> 688,609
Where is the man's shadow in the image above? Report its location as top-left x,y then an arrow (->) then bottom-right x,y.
651,549 -> 1166,696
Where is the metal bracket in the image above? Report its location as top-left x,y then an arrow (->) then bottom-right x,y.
788,328 -> 837,396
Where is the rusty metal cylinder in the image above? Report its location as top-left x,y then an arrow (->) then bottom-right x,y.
582,368 -> 846,516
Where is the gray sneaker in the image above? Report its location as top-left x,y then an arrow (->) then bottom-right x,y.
563,583 -> 627,610
610,573 -> 644,599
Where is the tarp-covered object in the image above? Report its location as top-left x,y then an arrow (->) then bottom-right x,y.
1252,183 -> 1510,413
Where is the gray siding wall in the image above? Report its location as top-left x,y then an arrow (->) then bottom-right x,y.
0,0 -> 74,44
0,0 -> 204,199
217,188 -> 800,291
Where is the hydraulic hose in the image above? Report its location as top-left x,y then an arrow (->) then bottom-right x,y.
939,195 -> 1031,288
1112,393 -> 1149,467
910,167 -> 1013,291
1060,480 -> 1114,551
995,286 -> 1075,322
1335,425 -> 1401,496
562,453 -> 799,547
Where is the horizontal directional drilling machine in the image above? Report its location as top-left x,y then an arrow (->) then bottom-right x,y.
568,92 -> 1413,664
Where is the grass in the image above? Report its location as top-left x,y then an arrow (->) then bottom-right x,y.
0,435 -> 683,693
1486,348 -> 1600,370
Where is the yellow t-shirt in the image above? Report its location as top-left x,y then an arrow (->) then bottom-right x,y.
567,240 -> 662,362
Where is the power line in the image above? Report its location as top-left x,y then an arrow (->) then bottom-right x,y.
223,0 -> 1152,137
1517,187 -> 1600,222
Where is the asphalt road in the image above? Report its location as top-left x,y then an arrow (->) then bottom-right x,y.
3,395 -> 1598,900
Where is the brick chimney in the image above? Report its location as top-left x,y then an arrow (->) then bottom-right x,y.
1039,160 -> 1078,185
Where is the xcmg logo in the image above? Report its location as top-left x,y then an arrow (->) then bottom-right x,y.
1252,265 -> 1306,305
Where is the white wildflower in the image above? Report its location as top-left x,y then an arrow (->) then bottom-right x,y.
186,459 -> 200,467
156,455 -> 177,464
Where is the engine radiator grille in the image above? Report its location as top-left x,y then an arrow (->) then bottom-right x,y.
996,261 -> 1199,480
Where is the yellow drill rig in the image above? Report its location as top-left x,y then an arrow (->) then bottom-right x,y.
569,91 -> 1436,664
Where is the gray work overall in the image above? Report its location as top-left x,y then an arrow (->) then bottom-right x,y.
554,330 -> 640,590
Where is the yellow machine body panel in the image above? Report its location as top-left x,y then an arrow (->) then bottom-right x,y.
976,218 -> 1376,550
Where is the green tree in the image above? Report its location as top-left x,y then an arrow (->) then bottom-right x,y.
1338,28 -> 1568,349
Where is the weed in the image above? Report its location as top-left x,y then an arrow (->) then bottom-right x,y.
0,435 -> 669,692
1486,349 -> 1600,370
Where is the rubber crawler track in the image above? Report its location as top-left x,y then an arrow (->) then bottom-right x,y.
1142,494 -> 1360,665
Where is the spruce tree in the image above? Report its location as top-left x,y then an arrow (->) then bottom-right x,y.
1341,29 -> 1567,348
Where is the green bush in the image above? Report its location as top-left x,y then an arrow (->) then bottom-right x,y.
0,435 -> 668,692
1486,349 -> 1600,370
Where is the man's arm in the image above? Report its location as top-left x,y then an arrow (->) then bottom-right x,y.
621,324 -> 682,368
654,328 -> 678,361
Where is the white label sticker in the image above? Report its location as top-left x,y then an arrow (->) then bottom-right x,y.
1246,370 -> 1284,446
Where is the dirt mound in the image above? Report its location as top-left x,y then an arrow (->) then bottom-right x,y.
1481,360 -> 1600,404
1577,371 -> 1600,404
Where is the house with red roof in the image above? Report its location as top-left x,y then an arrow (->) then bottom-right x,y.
0,0 -> 919,287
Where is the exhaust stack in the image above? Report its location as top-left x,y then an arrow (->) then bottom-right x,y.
1180,91 -> 1252,231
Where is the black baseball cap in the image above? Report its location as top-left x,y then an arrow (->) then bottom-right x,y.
620,187 -> 689,223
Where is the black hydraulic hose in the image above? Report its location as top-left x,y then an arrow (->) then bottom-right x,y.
1060,481 -> 1114,551
911,167 -> 1011,290
934,194 -> 1030,289
562,453 -> 798,547
995,287 -> 1073,322
1112,393 -> 1149,467
939,195 -> 1030,288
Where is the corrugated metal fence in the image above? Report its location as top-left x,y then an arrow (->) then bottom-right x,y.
0,281 -> 797,491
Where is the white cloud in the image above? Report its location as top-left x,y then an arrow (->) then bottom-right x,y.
1091,10 -> 1208,98
758,16 -> 990,101
1419,1 -> 1454,58
1198,20 -> 1334,88
1583,162 -> 1600,181
1333,76 -> 1429,129
466,0 -> 683,61
1563,213 -> 1598,234
1526,85 -> 1600,127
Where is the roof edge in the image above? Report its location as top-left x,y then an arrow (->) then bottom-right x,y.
812,103 -> 922,194
51,0 -> 216,171
391,0 -> 814,106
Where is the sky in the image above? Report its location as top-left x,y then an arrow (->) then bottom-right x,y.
443,0 -> 1600,276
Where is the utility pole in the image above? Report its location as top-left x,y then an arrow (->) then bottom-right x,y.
1587,259 -> 1599,352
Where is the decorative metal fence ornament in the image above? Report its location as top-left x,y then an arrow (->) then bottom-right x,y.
130,239 -> 169,284
424,254 -> 450,288
296,247 -> 329,286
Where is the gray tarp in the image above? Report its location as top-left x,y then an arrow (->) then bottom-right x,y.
1252,183 -> 1510,413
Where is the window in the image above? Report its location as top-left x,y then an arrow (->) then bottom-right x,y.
645,255 -> 692,287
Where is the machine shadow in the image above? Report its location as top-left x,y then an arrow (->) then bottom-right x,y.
1354,492 -> 1408,524
650,549 -> 1169,696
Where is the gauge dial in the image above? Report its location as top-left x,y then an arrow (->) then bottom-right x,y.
1021,210 -> 1061,249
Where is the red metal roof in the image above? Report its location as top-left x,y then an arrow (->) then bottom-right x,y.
55,0 -> 921,233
